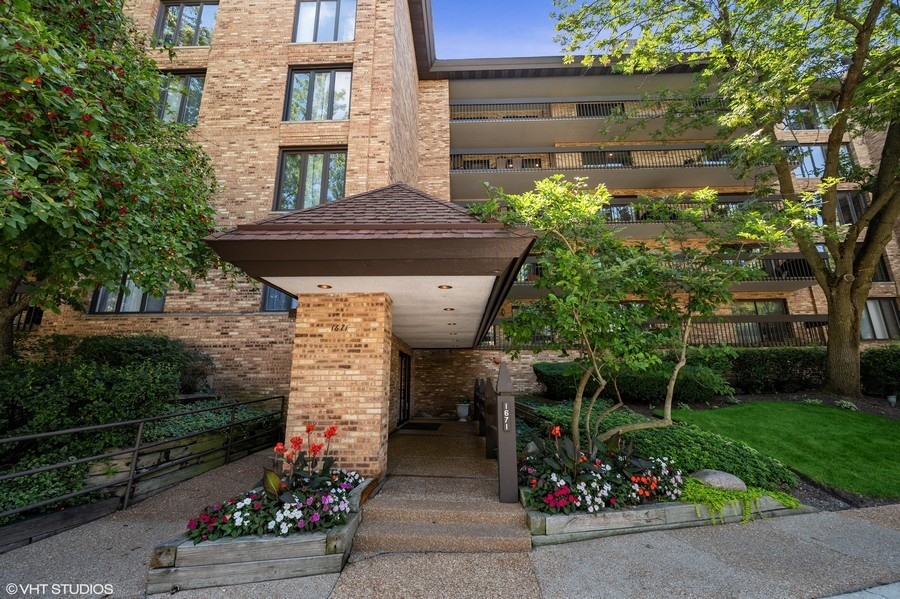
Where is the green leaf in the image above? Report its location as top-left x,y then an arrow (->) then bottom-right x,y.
262,468 -> 281,499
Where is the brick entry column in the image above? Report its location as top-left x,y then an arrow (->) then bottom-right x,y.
286,293 -> 393,478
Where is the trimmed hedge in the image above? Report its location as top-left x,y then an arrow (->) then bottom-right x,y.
533,358 -> 731,404
860,346 -> 900,397
534,345 -> 900,398
730,347 -> 825,394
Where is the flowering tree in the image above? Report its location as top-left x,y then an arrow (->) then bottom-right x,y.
553,0 -> 900,396
0,0 -> 223,363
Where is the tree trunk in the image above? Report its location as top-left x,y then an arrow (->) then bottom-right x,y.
823,291 -> 863,397
0,281 -> 31,366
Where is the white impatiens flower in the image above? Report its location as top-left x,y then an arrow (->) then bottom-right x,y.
280,523 -> 289,535
267,521 -> 276,530
275,511 -> 284,522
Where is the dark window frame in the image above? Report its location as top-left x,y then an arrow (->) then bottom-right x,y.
89,275 -> 166,314
158,71 -> 205,124
292,0 -> 356,43
155,1 -> 219,47
283,67 -> 352,122
261,285 -> 298,312
273,147 -> 347,211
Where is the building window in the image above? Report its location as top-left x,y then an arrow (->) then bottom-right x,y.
275,149 -> 346,211
732,299 -> 787,315
294,0 -> 357,43
157,2 -> 218,47
158,73 -> 205,124
521,158 -> 542,169
783,101 -> 836,130
790,144 -> 852,178
576,102 -> 625,118
860,298 -> 900,340
90,275 -> 165,314
285,69 -> 351,121
461,158 -> 493,170
261,286 -> 297,311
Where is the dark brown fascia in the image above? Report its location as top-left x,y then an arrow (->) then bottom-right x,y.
473,236 -> 536,349
205,236 -> 535,278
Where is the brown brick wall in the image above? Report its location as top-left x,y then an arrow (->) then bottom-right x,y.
417,80 -> 451,198
286,293 -> 393,477
412,349 -> 569,415
388,0 -> 419,187
36,307 -> 295,397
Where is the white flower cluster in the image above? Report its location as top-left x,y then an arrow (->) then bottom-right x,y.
231,497 -> 254,528
576,465 -> 614,513
266,503 -> 309,536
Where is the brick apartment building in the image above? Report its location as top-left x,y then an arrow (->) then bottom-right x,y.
28,0 -> 900,476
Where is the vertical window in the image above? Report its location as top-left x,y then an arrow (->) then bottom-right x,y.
285,69 -> 351,121
261,286 -> 298,311
157,2 -> 219,47
275,149 -> 346,211
860,298 -> 900,340
90,275 -> 165,314
294,0 -> 357,42
158,73 -> 205,124
790,144 -> 853,178
582,151 -> 633,167
783,101 -> 836,130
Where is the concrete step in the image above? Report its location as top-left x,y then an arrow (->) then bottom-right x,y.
378,476 -> 499,502
352,520 -> 533,553
363,498 -> 525,527
389,456 -> 498,479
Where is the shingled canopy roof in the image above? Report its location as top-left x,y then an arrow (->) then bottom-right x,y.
206,183 -> 535,349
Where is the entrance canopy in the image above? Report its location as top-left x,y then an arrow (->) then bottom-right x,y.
206,183 -> 535,348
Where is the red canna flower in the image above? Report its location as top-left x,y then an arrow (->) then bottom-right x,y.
310,443 -> 324,457
306,423 -> 315,433
290,436 -> 303,451
273,442 -> 286,455
324,425 -> 338,439
550,426 -> 561,438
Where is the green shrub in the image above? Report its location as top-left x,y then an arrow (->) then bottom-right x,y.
729,347 -> 825,393
534,360 -> 731,404
526,401 -> 796,490
77,334 -> 214,394
860,345 -> 900,397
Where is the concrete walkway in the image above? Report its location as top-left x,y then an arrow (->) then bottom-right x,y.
1,439 -> 898,598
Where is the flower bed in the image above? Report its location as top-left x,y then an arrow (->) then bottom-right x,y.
518,424 -> 811,545
147,424 -> 372,593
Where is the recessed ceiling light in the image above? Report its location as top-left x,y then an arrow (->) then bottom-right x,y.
449,333 -> 457,335
317,284 -> 332,289
438,285 -> 452,289
443,308 -> 455,311
447,323 -> 456,326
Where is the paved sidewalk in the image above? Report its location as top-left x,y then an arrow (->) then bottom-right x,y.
1,451 -> 898,599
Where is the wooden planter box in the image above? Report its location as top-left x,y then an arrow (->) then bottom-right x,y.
524,490 -> 815,546
147,478 -> 372,593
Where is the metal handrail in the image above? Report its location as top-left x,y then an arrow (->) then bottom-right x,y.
450,98 -> 726,121
0,396 -> 286,518
451,147 -> 731,172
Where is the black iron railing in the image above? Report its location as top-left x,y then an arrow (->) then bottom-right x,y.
451,147 -> 731,172
0,396 -> 286,520
476,315 -> 830,350
450,98 -> 726,122
10,292 -> 41,332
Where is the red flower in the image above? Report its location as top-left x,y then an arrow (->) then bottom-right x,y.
290,436 -> 303,451
285,451 -> 294,462
324,426 -> 338,439
310,443 -> 324,457
187,519 -> 197,530
550,426 -> 561,438
273,442 -> 286,455
305,423 -> 315,433
60,86 -> 74,97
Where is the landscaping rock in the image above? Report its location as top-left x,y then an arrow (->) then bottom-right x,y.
692,469 -> 748,491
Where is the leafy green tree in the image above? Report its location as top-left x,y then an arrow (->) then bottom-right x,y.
0,0 -> 222,363
553,0 -> 900,396
476,177 -> 774,464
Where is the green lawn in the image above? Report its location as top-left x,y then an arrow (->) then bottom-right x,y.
670,402 -> 900,498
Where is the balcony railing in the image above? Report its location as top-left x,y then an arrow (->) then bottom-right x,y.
450,98 -> 726,122
476,315 -> 830,350
451,147 -> 730,173
10,292 -> 42,332
513,254 -> 815,287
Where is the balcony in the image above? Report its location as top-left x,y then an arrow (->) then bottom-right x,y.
449,148 -> 751,198
450,99 -> 724,147
476,315 -> 830,350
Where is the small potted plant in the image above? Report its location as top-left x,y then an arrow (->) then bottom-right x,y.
456,397 -> 470,421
